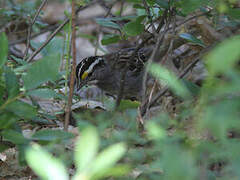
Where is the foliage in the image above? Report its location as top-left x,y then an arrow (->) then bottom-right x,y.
1,0 -> 240,179
26,126 -> 128,180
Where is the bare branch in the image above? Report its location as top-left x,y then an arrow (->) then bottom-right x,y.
140,44 -> 214,117
64,0 -> 77,131
26,1 -> 97,62
23,0 -> 48,60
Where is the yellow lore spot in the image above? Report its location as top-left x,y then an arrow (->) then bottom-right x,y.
81,71 -> 88,80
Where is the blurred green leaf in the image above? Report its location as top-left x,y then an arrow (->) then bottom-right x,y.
92,164 -> 130,180
156,0 -> 169,8
181,79 -> 200,96
10,55 -> 28,65
227,8 -> 240,19
95,18 -> 121,29
4,67 -> 20,98
31,37 -> 64,57
0,32 -> 8,68
26,144 -> 68,180
27,88 -> 64,99
118,99 -> 140,111
146,0 -> 155,6
177,0 -> 209,15
126,0 -> 142,3
6,100 -> 37,119
123,16 -> 145,36
199,99 -> 240,139
149,63 -> 190,98
32,129 -> 74,141
23,53 -> 61,90
1,130 -> 28,145
101,35 -> 121,45
0,143 -> 11,152
161,146 -> 197,180
206,35 -> 240,75
133,4 -> 145,9
179,33 -> 206,47
0,112 -> 18,129
91,143 -> 127,174
75,126 -> 99,172
146,121 -> 167,140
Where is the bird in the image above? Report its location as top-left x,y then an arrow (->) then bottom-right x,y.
75,47 -> 153,100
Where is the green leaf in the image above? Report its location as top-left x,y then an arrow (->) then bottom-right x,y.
92,164 -> 130,179
0,143 -> 11,152
118,99 -> 140,111
10,55 -> 28,65
101,35 -> 121,45
181,79 -> 200,96
4,67 -> 20,98
26,144 -> 68,180
95,18 -> 121,29
146,0 -> 155,6
146,121 -> 167,140
206,35 -> 240,75
177,0 -> 209,15
91,143 -> 127,175
133,4 -> 145,9
1,130 -> 28,145
123,19 -> 145,36
149,63 -> 190,98
126,0 -> 142,3
6,100 -> 37,119
179,33 -> 206,47
161,146 -> 197,180
0,112 -> 18,129
32,129 -> 74,141
156,0 -> 169,8
0,32 -> 8,68
41,37 -> 65,56
227,8 -> 240,19
27,88 -> 61,99
75,126 -> 99,172
23,53 -> 61,90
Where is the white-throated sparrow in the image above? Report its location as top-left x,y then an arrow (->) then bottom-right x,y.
75,47 -> 153,100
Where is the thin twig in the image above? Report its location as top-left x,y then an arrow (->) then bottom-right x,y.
9,24 -> 58,46
143,0 -> 156,34
141,10 -> 170,103
119,0 -> 124,16
115,36 -> 153,108
176,9 -> 212,28
115,9 -> 168,108
26,1 -> 97,62
140,44 -> 214,117
23,0 -> 48,60
26,17 -> 69,62
64,0 -> 77,131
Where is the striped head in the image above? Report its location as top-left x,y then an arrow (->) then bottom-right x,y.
76,56 -> 105,90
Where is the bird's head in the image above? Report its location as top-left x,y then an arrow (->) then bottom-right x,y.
75,56 -> 105,90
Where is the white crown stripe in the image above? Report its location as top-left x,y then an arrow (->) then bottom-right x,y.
86,57 -> 103,74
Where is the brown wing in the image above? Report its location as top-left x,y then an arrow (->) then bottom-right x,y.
103,47 -> 152,72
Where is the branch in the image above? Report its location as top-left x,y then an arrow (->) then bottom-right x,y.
26,1 -> 97,62
140,44 -> 214,117
64,0 -> 77,131
23,0 -> 48,60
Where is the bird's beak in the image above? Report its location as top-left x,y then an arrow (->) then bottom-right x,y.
77,79 -> 83,91
76,79 -> 98,91
76,79 -> 88,91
